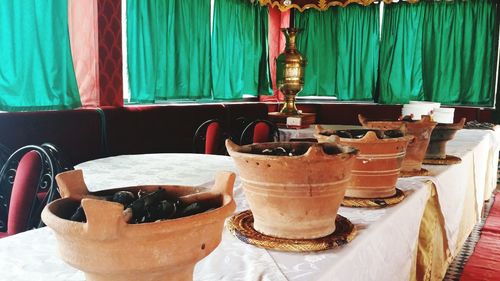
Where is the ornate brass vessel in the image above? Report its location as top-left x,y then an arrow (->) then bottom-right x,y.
276,28 -> 307,115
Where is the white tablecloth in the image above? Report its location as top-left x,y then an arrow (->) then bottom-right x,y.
0,127 -> 497,281
0,153 -> 432,281
418,128 -> 500,256
281,125 -> 500,258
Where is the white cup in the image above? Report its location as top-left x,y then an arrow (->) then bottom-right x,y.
409,101 -> 441,110
432,107 -> 455,124
402,104 -> 432,120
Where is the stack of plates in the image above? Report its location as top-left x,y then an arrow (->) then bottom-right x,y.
402,101 -> 454,124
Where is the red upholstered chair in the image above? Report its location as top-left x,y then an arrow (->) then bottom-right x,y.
0,151 -> 42,238
193,119 -> 228,155
0,144 -> 67,238
240,119 -> 280,145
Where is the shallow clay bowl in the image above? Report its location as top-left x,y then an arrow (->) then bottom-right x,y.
42,170 -> 236,281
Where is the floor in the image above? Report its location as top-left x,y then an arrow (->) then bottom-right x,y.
443,192 -> 497,280
442,161 -> 500,280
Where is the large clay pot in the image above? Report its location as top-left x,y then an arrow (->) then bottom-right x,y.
225,139 -> 357,239
425,118 -> 466,159
314,128 -> 413,198
358,114 -> 437,173
42,170 -> 236,281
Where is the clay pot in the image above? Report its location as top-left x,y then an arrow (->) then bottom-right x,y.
425,118 -> 466,159
41,170 -> 236,281
358,114 -> 437,173
314,127 -> 413,198
225,139 -> 357,239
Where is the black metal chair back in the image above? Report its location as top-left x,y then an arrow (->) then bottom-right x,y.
0,143 -> 11,169
229,117 -> 250,145
0,143 -> 73,234
193,119 -> 229,155
240,119 -> 280,145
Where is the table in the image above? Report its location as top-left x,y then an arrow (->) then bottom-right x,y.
279,125 -> 500,280
413,128 -> 500,280
0,127 -> 498,281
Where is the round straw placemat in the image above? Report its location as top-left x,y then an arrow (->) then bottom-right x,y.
342,188 -> 405,208
423,155 -> 462,165
227,210 -> 356,252
400,168 -> 429,177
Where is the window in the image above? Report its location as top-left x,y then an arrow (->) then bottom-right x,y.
124,0 -> 270,103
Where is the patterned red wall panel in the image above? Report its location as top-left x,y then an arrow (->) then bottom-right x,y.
97,0 -> 123,106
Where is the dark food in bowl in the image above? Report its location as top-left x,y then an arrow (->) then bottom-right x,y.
252,142 -> 347,156
363,115 -> 416,122
112,191 -> 136,207
320,129 -> 404,139
69,189 -> 221,224
261,147 -> 304,156
70,206 -> 86,222
400,115 -> 417,122
382,130 -> 405,138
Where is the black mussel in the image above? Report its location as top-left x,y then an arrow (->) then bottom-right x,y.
179,202 -> 204,217
352,131 -> 367,139
336,130 -> 354,138
128,189 -> 167,222
261,147 -> 288,156
288,147 -> 308,156
401,115 -> 416,122
261,148 -> 273,154
146,200 -> 177,222
384,130 -> 404,138
177,202 -> 216,218
70,205 -> 86,222
111,191 -> 136,209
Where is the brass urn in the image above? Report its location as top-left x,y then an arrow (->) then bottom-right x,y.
276,28 -> 307,115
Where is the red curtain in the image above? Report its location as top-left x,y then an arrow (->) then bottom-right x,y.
68,0 -> 123,107
260,6 -> 289,102
68,0 -> 100,107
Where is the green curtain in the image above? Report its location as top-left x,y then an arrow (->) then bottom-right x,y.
422,0 -> 498,105
211,0 -> 271,99
127,0 -> 211,102
380,0 -> 499,106
379,2 -> 425,104
295,10 -> 337,96
0,0 -> 81,111
295,4 -> 379,100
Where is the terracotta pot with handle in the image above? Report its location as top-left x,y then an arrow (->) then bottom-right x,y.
315,127 -> 413,198
226,139 -> 357,239
359,114 -> 437,174
42,169 -> 236,281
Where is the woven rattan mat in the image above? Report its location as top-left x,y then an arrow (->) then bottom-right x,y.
400,168 -> 429,177
342,188 -> 405,208
227,210 -> 356,252
423,155 -> 462,165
